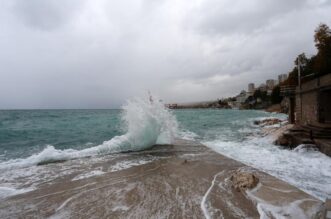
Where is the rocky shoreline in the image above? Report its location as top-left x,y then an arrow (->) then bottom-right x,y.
255,117 -> 331,157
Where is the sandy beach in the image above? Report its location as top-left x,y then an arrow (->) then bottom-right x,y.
0,138 -> 324,219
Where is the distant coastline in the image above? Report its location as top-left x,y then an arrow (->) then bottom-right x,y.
166,101 -> 282,113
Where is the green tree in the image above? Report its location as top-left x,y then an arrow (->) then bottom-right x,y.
282,23 -> 331,86
314,23 -> 331,75
253,89 -> 268,101
314,23 -> 331,52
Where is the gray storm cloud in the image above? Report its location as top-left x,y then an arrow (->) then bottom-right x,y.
0,0 -> 330,108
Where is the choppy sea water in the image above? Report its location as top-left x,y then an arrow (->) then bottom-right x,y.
0,99 -> 330,201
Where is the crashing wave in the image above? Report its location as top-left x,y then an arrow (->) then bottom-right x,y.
0,96 -> 178,169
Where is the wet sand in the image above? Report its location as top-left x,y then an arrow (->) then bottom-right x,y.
0,139 -> 324,218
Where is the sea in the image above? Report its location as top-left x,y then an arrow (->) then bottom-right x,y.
0,97 -> 331,201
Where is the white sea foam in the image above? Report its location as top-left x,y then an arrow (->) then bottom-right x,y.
110,158 -> 156,172
0,96 -> 178,169
204,136 -> 331,201
252,115 -> 288,123
201,171 -> 225,219
72,170 -> 105,181
293,144 -> 319,153
246,183 -> 321,219
179,130 -> 200,140
111,205 -> 130,212
0,186 -> 34,199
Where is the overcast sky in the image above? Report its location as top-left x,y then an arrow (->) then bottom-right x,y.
0,0 -> 330,109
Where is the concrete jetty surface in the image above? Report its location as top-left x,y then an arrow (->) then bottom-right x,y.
0,139 -> 324,218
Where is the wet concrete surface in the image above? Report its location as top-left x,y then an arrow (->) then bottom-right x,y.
0,140 -> 324,219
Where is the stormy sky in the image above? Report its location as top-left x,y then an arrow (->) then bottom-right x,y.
0,0 -> 330,109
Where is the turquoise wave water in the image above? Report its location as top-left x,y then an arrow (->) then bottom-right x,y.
0,108 -> 275,161
175,109 -> 276,141
0,110 -> 123,161
0,97 -> 178,164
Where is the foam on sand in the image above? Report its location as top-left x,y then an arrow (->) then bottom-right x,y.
204,135 -> 331,201
246,183 -> 322,219
0,186 -> 34,199
200,171 -> 225,219
72,170 -> 105,181
0,141 -> 323,218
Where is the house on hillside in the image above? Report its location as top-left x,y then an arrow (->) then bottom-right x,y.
236,90 -> 247,104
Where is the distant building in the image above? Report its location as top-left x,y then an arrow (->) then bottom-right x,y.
247,83 -> 255,97
165,103 -> 178,109
259,83 -> 267,92
266,79 -> 275,90
278,74 -> 288,84
236,90 -> 247,104
248,83 -> 255,93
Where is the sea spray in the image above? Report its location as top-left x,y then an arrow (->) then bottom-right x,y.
92,96 -> 178,153
0,96 -> 178,169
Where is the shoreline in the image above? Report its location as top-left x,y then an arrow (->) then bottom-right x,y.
0,138 -> 324,218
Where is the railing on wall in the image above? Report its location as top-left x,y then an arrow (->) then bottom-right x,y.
280,85 -> 296,97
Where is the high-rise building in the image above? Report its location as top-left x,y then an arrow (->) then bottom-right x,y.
278,74 -> 288,84
248,83 -> 255,93
266,79 -> 275,90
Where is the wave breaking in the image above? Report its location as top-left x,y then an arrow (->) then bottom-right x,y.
0,96 -> 178,169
